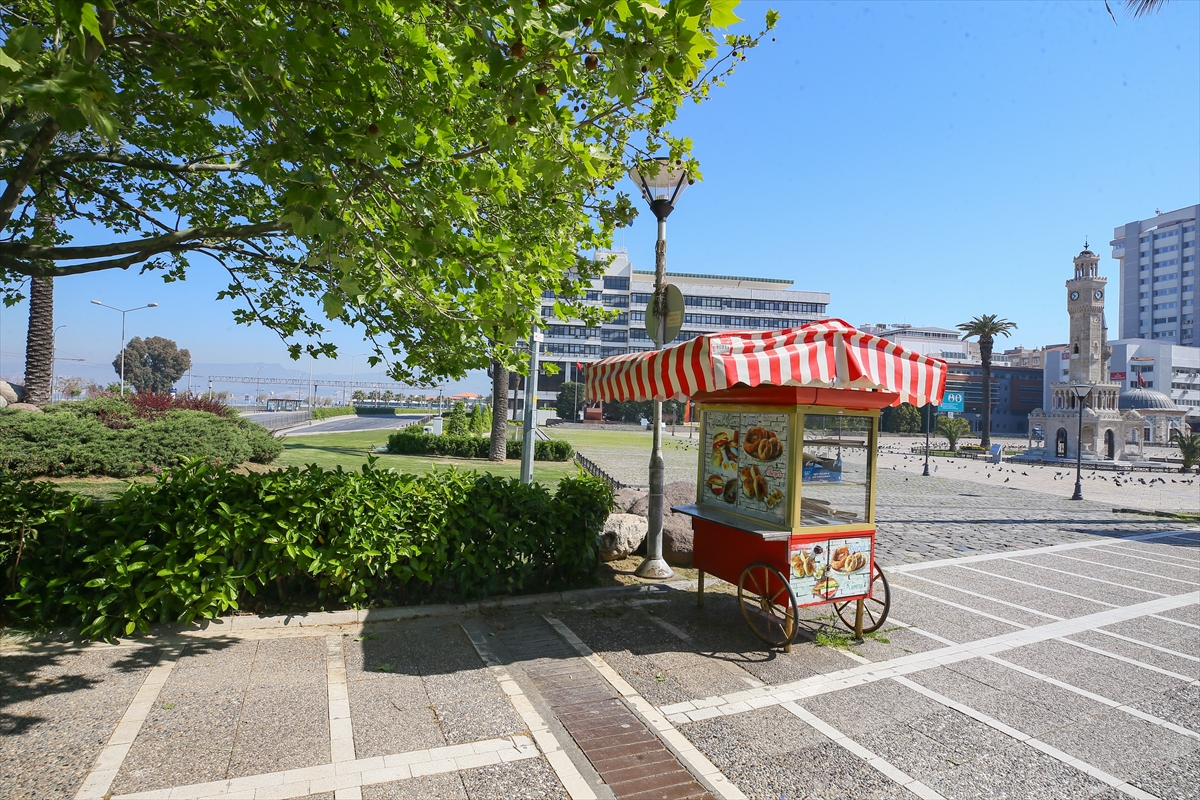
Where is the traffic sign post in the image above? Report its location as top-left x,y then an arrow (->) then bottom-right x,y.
646,283 -> 684,345
938,391 -> 965,414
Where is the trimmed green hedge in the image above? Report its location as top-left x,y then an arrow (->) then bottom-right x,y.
0,403 -> 281,477
0,461 -> 611,640
386,430 -> 573,461
311,406 -> 358,420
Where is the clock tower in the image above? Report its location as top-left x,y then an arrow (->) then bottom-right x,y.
1026,244 -> 1137,463
1065,243 -> 1109,384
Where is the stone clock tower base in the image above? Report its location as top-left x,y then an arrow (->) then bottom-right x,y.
1026,246 -> 1144,463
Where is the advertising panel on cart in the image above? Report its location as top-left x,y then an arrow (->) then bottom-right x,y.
586,319 -> 948,649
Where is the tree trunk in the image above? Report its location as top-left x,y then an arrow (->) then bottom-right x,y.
489,360 -> 508,461
22,207 -> 56,405
979,336 -> 992,448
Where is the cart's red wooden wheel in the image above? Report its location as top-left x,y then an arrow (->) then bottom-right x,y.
738,562 -> 799,648
834,563 -> 890,634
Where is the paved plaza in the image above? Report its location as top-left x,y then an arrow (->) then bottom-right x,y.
1,474 -> 1198,800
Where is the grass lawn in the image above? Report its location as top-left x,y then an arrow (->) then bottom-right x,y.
277,430 -> 580,482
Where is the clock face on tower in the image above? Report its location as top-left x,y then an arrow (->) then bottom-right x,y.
1069,291 -> 1079,301
1094,290 -> 1103,300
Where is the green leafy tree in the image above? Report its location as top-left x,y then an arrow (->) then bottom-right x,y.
1,0 -> 776,384
555,381 -> 587,422
1169,429 -> 1200,471
352,390 -> 365,404
882,403 -> 921,434
444,401 -> 469,436
469,403 -> 488,435
956,314 -> 1017,448
936,416 -> 972,451
113,336 -> 191,393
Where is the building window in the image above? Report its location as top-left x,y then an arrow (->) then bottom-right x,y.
603,276 -> 630,290
1140,278 -> 1150,284
629,292 -> 652,304
1153,288 -> 1178,296
541,306 -> 554,317
609,313 -> 628,325
600,346 -> 627,357
631,311 -> 645,321
630,329 -> 651,341
684,296 -> 723,308
1184,225 -> 1197,233
542,290 -> 557,299
600,329 -> 627,342
602,294 -> 629,308
1154,230 -> 1178,240
1154,245 -> 1179,255
1153,273 -> 1178,282
585,290 -> 602,301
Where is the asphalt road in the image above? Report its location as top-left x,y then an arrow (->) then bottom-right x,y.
275,413 -> 428,435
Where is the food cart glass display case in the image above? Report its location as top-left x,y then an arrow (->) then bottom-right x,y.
586,320 -> 948,650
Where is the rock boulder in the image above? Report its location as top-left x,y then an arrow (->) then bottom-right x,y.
613,487 -> 648,514
0,380 -> 18,404
628,481 -> 696,517
598,513 -> 647,562
5,402 -> 41,412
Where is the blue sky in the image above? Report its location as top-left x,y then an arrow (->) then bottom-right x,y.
2,0 -> 1197,393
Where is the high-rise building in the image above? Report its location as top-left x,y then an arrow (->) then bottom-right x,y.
1110,204 -> 1199,344
535,252 -> 831,415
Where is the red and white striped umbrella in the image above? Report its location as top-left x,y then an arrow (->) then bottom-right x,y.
585,319 -> 948,407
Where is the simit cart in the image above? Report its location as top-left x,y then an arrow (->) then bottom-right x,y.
586,320 -> 948,651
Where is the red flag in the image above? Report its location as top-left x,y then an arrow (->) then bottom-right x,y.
1137,371 -> 1146,388
576,362 -> 584,372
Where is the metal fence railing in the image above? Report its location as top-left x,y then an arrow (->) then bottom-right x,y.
574,453 -> 628,490
247,410 -> 313,432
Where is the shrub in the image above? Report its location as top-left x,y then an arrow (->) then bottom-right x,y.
443,401 -> 469,436
0,462 -> 611,640
0,402 -> 280,478
386,430 -> 573,461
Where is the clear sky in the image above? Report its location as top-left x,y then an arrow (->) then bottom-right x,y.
2,0 -> 1197,393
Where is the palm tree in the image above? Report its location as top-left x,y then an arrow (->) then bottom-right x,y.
936,416 -> 972,452
956,314 -> 1018,449
1170,429 -> 1200,472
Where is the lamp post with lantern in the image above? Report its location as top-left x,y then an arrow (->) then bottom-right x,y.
627,156 -> 692,579
1070,384 -> 1093,501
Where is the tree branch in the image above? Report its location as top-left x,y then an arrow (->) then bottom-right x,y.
41,152 -> 249,174
0,221 -> 286,261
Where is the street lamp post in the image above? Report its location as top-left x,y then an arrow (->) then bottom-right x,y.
90,300 -> 158,395
1070,384 -> 1093,501
628,156 -> 692,580
923,403 -> 931,477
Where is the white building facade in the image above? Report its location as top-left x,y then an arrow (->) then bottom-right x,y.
1110,204 -> 1198,344
536,252 -> 831,409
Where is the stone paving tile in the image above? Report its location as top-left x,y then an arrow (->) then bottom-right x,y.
923,741 -> 1108,800
934,659 -> 1110,738
227,684 -> 330,778
363,771 -> 469,799
1001,639 -> 1191,704
801,678 -> 944,737
1127,747 -> 1200,800
1099,615 -> 1200,659
1153,604 -> 1200,627
436,695 -> 525,745
912,565 -> 1114,621
1038,708 -> 1200,781
679,706 -> 828,769
854,707 -> 1013,782
1128,681 -> 1200,734
888,571 -> 1057,627
1065,629 -> 1200,679
1063,549 -> 1200,586
347,677 -> 445,758
979,558 -> 1166,611
0,647 -> 160,800
458,756 -> 570,800
887,587 -> 1025,643
721,738 -> 898,800
109,692 -> 242,795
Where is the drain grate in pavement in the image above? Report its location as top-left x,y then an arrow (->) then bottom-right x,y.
492,615 -> 715,800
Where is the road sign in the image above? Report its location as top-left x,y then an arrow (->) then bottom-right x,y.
645,283 -> 684,345
938,391 -> 965,412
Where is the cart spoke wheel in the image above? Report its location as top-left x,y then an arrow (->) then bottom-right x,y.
738,562 -> 799,649
834,564 -> 891,635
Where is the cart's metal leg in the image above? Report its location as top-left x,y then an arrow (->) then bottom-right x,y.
697,570 -> 705,607
854,599 -> 865,643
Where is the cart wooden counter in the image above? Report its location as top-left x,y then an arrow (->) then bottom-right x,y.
586,319 -> 948,650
